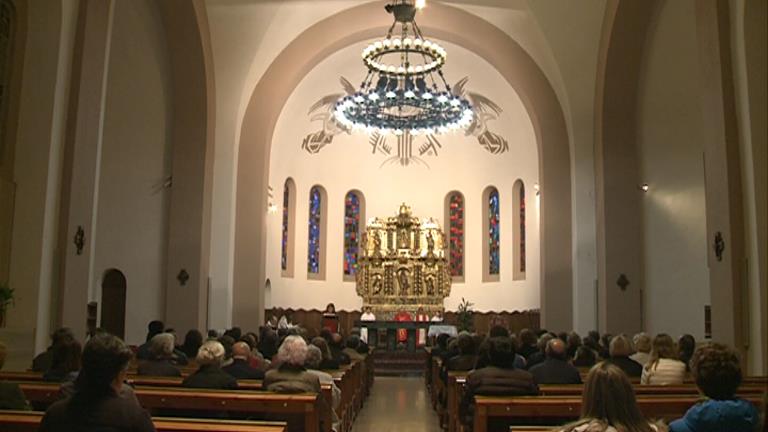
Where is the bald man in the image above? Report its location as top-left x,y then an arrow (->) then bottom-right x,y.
528,338 -> 582,384
223,342 -> 265,380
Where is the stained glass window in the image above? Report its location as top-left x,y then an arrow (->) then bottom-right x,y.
519,185 -> 526,273
448,193 -> 464,277
488,188 -> 500,275
308,186 -> 322,274
343,191 -> 362,277
281,180 -> 290,271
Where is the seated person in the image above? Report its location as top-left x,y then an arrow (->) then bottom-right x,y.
223,342 -> 265,380
258,328 -> 279,360
525,333 -> 553,370
32,328 -> 75,373
179,329 -> 203,360
430,310 -> 443,322
517,328 -> 539,360
559,362 -> 665,432
476,326 -> 526,369
459,337 -> 538,428
606,334 -> 643,377
137,333 -> 182,377
446,333 -> 478,373
311,337 -> 340,370
669,343 -> 759,432
264,336 -> 321,394
573,345 -> 598,368
677,334 -> 696,371
43,338 -> 81,383
342,335 -> 365,361
328,333 -> 351,365
305,345 -> 341,431
360,306 -> 376,321
136,320 -> 165,360
39,334 -> 155,432
0,341 -> 31,410
182,340 -> 237,389
631,332 -> 652,366
641,333 -> 687,385
529,338 -> 582,384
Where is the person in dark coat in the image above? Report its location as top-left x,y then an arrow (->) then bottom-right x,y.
183,340 -> 238,389
310,337 -> 340,370
31,328 -> 75,373
459,337 -> 539,429
42,339 -> 81,384
517,328 -> 539,360
446,333 -> 478,372
179,329 -> 203,360
605,335 -> 643,377
39,334 -> 155,432
136,320 -> 165,360
223,342 -> 265,380
529,338 -> 582,384
137,333 -> 182,377
0,342 -> 30,410
525,333 -> 553,370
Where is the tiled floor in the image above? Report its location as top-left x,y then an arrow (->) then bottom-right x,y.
352,376 -> 442,432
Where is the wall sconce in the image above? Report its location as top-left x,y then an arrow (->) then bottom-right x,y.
639,183 -> 649,193
533,183 -> 540,196
267,203 -> 278,214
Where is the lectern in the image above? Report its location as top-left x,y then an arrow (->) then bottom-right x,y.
322,313 -> 339,333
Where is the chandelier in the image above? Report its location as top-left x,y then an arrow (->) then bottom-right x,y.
334,0 -> 473,136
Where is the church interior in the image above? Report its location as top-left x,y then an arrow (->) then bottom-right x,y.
0,0 -> 766,431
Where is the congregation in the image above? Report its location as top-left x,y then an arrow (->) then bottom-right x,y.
0,318 -> 764,431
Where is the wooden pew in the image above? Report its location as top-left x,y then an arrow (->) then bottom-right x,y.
17,383 -> 324,432
472,394 -> 764,432
0,410 -> 287,432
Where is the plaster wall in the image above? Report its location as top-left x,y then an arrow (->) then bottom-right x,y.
265,41 -> 540,313
93,0 -> 170,345
637,0 -> 709,340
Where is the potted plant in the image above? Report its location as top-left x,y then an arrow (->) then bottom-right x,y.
456,297 -> 474,333
0,282 -> 14,328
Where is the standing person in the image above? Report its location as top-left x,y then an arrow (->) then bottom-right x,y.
39,334 -> 155,432
431,310 -> 444,322
641,334 -> 687,385
669,343 -> 759,432
415,307 -> 429,347
360,306 -> 376,344
559,362 -> 666,432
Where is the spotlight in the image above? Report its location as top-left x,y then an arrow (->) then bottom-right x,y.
639,183 -> 649,192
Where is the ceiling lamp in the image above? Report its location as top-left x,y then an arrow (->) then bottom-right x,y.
334,0 -> 473,136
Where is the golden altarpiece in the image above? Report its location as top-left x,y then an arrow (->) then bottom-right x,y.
356,204 -> 451,319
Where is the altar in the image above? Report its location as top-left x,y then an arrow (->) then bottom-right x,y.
355,320 -> 432,352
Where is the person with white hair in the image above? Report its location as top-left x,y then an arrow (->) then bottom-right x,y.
182,340 -> 237,389
305,345 -> 341,431
137,333 -> 181,377
264,335 -> 320,394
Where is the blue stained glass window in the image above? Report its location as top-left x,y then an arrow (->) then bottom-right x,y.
343,192 -> 361,276
448,193 -> 464,277
281,181 -> 290,271
489,188 -> 500,275
308,186 -> 322,274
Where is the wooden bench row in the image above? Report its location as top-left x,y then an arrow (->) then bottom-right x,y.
427,356 -> 767,432
0,410 -> 287,432
2,353 -> 375,432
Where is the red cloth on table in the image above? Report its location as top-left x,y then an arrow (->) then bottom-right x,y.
395,311 -> 412,342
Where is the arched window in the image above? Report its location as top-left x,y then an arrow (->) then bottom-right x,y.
483,186 -> 500,281
281,178 -> 296,277
444,191 -> 465,281
307,185 -> 327,279
343,190 -> 365,281
513,180 -> 526,280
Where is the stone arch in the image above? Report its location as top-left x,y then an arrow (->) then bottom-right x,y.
233,1 -> 572,330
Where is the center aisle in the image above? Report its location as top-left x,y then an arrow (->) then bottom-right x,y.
352,376 -> 442,432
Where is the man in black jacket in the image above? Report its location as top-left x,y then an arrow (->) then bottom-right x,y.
529,338 -> 582,384
460,337 -> 539,429
223,342 -> 265,380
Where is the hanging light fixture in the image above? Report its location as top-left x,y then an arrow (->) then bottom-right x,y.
334,0 -> 473,136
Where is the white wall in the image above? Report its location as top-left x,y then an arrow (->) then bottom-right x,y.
94,0 -> 171,345
266,40 -> 540,313
637,0 -> 710,340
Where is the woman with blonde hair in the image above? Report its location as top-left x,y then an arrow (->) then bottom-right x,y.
641,334 -> 686,385
561,362 -> 666,432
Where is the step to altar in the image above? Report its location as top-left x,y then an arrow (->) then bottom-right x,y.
371,349 -> 428,376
